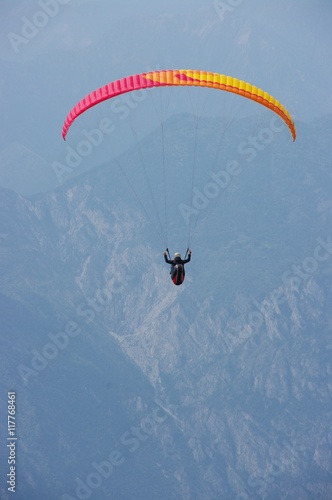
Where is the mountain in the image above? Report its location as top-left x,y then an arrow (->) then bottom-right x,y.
1,113 -> 332,499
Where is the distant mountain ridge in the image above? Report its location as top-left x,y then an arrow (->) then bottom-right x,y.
1,112 -> 331,498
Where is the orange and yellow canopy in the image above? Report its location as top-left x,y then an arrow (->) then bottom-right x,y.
62,69 -> 296,141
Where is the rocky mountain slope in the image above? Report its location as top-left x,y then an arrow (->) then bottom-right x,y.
1,113 -> 331,499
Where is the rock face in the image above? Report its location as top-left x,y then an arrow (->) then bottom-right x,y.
1,114 -> 331,499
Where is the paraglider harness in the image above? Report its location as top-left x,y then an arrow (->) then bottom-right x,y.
164,248 -> 191,286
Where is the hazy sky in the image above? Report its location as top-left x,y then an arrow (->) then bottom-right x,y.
1,0 -> 332,194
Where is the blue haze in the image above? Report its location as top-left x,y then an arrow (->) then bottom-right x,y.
1,1 -> 332,499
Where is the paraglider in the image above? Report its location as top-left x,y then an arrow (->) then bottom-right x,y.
62,69 -> 296,286
164,249 -> 192,286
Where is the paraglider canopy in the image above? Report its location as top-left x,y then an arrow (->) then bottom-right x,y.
62,69 -> 296,141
